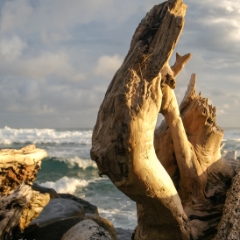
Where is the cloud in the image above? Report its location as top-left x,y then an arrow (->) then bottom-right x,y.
218,109 -> 226,115
0,49 -> 85,83
0,0 -> 239,128
210,89 -> 225,97
0,36 -> 27,62
0,0 -> 33,33
17,51 -> 77,79
0,0 -> 144,42
94,54 -> 123,78
179,0 -> 240,63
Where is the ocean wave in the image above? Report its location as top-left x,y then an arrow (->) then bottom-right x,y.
223,138 -> 240,142
40,176 -> 90,194
97,207 -> 137,229
51,156 -> 97,170
0,126 -> 92,145
223,128 -> 240,141
2,126 -> 240,145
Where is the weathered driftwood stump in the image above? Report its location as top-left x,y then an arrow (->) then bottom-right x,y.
91,0 -> 240,239
0,145 -> 50,240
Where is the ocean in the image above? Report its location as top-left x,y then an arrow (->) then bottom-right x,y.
0,126 -> 240,230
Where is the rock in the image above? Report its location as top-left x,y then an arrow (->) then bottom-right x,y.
24,216 -> 84,240
61,219 -> 112,240
32,183 -> 59,199
30,198 -> 85,227
59,193 -> 98,216
85,215 -> 117,240
23,198 -> 85,240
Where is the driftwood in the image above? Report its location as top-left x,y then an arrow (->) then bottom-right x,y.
0,184 -> 50,240
0,144 -> 47,196
0,145 -> 49,240
91,0 -> 240,239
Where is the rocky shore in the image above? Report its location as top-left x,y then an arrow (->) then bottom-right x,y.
23,186 -> 133,240
0,145 -> 133,240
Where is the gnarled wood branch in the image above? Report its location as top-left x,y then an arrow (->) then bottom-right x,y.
91,0 -> 239,239
171,52 -> 191,77
91,1 -> 191,239
156,73 -> 236,239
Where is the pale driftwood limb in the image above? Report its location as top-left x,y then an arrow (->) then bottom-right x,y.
0,184 -> 50,240
19,188 -> 50,231
91,0 -> 191,239
0,144 -> 46,166
0,145 -> 48,239
0,145 -> 47,196
179,73 -> 196,111
154,73 -> 196,178
171,52 -> 191,77
155,73 -> 238,239
91,0 -> 239,239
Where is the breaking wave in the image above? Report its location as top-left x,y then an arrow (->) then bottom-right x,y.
0,126 -> 92,145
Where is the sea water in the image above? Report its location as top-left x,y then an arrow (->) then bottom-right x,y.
0,126 -> 239,229
0,126 -> 136,229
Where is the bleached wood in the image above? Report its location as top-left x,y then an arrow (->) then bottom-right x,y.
0,144 -> 47,166
0,145 -> 47,196
0,184 -> 50,240
91,0 -> 190,239
171,52 -> 191,77
0,145 -> 48,239
91,0 -> 239,239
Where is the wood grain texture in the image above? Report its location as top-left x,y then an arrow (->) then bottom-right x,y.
0,145 -> 48,240
91,0 -> 239,239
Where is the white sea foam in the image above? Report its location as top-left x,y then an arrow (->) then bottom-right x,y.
98,207 -> 137,229
223,128 -> 240,141
56,157 -> 97,169
0,126 -> 92,145
2,126 -> 240,145
40,176 -> 90,194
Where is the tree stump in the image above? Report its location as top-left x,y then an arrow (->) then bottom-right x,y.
91,0 -> 240,239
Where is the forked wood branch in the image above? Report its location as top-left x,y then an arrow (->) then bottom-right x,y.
171,52 -> 191,77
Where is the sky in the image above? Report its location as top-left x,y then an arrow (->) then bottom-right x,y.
0,0 -> 239,129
